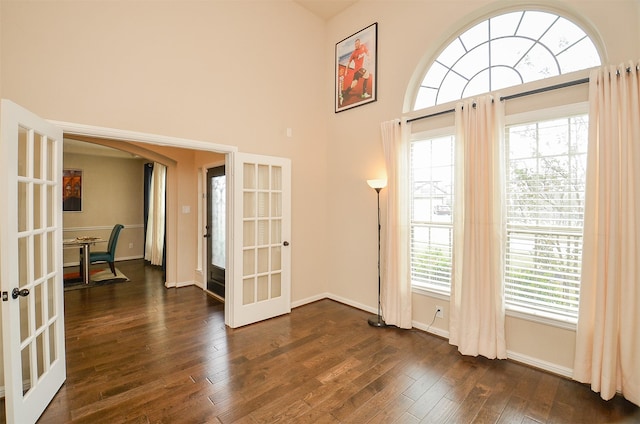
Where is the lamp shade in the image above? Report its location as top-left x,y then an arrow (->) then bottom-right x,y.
367,179 -> 387,189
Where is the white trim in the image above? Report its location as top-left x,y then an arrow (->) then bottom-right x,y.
205,290 -> 224,303
412,319 -> 450,339
411,285 -> 578,331
51,119 -> 237,322
410,125 -> 456,140
291,292 -> 378,315
165,280 -> 197,289
292,293 -> 332,309
63,224 -> 143,232
505,101 -> 589,125
506,350 -> 573,378
50,120 -> 238,153
326,293 -> 377,315
506,307 -> 577,331
310,292 -> 574,378
411,285 -> 450,301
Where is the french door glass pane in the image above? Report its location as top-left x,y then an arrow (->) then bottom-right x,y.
210,175 -> 226,268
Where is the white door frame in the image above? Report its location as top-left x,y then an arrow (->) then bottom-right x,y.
51,120 -> 238,325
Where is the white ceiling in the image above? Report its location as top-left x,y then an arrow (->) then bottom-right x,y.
64,138 -> 139,159
293,0 -> 358,20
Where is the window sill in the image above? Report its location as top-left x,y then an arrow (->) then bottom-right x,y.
411,285 -> 577,331
411,284 -> 450,301
505,306 -> 577,331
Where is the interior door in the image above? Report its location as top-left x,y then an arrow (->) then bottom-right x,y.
230,153 -> 291,328
0,99 -> 66,423
206,165 -> 226,298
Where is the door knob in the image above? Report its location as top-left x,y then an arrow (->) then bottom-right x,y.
283,241 -> 290,246
12,288 -> 29,299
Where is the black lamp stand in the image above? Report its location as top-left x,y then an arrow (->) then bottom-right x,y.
368,186 -> 386,327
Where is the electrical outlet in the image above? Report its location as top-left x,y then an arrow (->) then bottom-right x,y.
435,306 -> 444,318
129,243 -> 133,249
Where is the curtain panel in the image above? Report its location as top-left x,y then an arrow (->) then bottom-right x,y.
145,162 -> 167,266
574,62 -> 640,406
380,119 -> 412,329
449,95 -> 507,359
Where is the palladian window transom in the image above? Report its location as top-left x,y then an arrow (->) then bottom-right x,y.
414,10 -> 601,110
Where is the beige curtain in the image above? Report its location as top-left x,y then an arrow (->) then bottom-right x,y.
145,162 -> 167,266
574,62 -> 640,406
380,118 -> 412,328
449,95 -> 507,359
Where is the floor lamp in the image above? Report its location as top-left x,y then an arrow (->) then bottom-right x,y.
367,179 -> 387,327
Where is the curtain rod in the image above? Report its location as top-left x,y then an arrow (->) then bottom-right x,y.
405,77 -> 590,124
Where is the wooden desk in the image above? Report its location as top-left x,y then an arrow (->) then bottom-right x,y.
63,237 -> 105,284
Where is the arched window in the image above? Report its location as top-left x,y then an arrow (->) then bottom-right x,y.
413,10 -> 601,110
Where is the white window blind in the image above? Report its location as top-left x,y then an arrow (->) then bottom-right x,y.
410,135 -> 454,293
505,114 -> 588,319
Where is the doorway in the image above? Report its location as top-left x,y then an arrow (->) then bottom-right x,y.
206,165 -> 226,298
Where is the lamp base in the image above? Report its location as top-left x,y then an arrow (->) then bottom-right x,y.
368,315 -> 387,327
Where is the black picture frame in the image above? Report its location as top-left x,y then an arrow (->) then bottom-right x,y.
335,22 -> 378,113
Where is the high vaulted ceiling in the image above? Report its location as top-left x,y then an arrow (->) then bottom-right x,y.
293,0 -> 358,20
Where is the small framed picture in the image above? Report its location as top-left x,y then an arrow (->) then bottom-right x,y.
335,22 -> 378,113
62,169 -> 82,212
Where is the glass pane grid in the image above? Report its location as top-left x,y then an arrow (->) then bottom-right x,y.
242,160 -> 284,306
33,132 -> 43,180
504,114 -> 587,319
410,135 -> 455,292
18,126 -> 29,178
414,10 -> 601,110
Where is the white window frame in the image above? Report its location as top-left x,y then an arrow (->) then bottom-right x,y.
503,102 -> 588,328
412,9 -> 602,110
409,103 -> 588,329
409,127 -> 456,297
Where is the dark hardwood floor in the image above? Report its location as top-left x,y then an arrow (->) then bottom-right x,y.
25,259 -> 639,423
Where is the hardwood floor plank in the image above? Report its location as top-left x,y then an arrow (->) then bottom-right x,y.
361,393 -> 416,423
419,395 -> 460,423
394,411 -> 422,424
28,259 -> 640,424
406,378 -> 454,420
524,372 -> 560,422
496,395 -> 529,424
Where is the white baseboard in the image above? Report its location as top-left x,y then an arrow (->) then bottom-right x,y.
326,293 -> 378,315
165,280 -> 196,288
412,319 -> 450,339
505,350 -> 573,378
291,292 -> 329,308
289,292 -> 574,378
291,292 -> 378,316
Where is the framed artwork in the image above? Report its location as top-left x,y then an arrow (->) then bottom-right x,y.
335,22 -> 378,113
62,169 -> 82,212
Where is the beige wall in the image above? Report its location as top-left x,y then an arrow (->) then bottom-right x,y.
1,0 -> 639,380
66,138 -> 226,287
62,152 -> 146,266
325,0 -> 640,373
0,0 -> 329,302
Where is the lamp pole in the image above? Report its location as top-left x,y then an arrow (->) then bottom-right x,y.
367,180 -> 386,327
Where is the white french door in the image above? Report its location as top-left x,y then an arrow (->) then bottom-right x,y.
0,99 -> 66,423
229,153 -> 291,328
